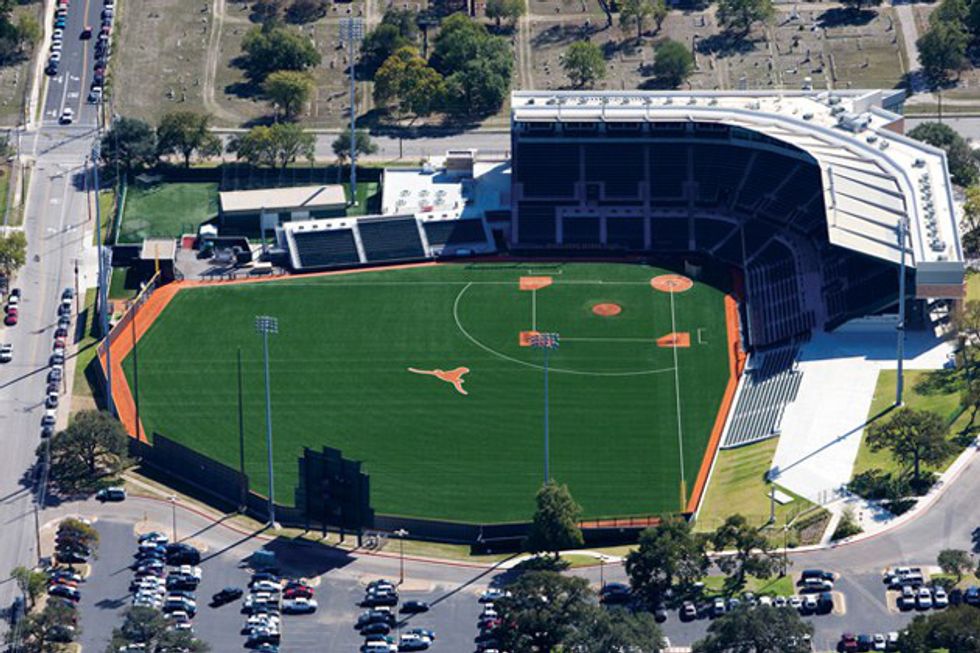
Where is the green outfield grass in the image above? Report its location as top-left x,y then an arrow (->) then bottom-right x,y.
119,182 -> 219,243
124,262 -> 732,523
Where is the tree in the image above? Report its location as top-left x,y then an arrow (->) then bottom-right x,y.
626,516 -> 709,604
108,606 -> 209,653
711,514 -> 778,588
937,549 -> 973,584
899,606 -> 980,653
908,122 -> 978,187
431,13 -> 513,118
0,229 -> 27,278
619,0 -> 653,41
524,480 -> 584,556
156,111 -> 221,168
286,0 -> 327,23
251,0 -> 286,22
43,411 -> 130,493
693,605 -> 813,653
651,39 -> 694,88
568,608 -> 665,653
917,22 -> 969,88
11,566 -> 48,608
239,25 -> 321,82
929,0 -> 969,29
652,0 -> 668,31
100,117 -> 157,173
331,129 -> 378,165
381,7 -> 419,40
361,24 -> 412,74
262,70 -> 314,119
716,0 -> 774,34
485,0 -> 525,29
15,14 -> 40,48
562,41 -> 606,88
865,407 -> 952,485
494,571 -> 595,653
6,600 -> 77,653
228,123 -> 315,169
58,517 -> 100,552
961,185 -> 980,256
373,46 -> 446,117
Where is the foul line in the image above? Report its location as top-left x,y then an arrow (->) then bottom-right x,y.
669,288 -> 687,496
452,283 -> 677,378
561,337 -> 659,343
531,288 -> 537,331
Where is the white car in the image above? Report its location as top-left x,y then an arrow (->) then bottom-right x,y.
361,640 -> 397,653
176,565 -> 202,580
933,586 -> 948,608
49,51 -> 61,63
138,532 -> 168,545
50,40 -> 63,51
788,595 -> 803,610
757,595 -> 772,607
917,587 -> 933,610
872,633 -> 887,651
245,614 -> 279,628
250,579 -> 281,593
282,597 -> 317,614
52,29 -> 63,39
801,594 -> 818,613
59,108 -> 73,124
0,344 -> 11,363
480,588 -> 510,603
398,633 -> 431,651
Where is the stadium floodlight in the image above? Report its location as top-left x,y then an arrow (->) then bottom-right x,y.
529,333 -> 560,484
255,315 -> 279,527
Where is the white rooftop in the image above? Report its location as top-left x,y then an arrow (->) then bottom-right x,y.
381,157 -> 511,222
512,90 -> 963,278
219,185 -> 346,213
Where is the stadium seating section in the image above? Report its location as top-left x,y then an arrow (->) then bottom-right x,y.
423,219 -> 487,247
291,229 -> 360,269
512,126 -> 898,347
359,217 -> 426,262
722,345 -> 803,448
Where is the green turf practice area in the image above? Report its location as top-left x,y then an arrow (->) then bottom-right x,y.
125,262 -> 733,523
119,182 -> 219,243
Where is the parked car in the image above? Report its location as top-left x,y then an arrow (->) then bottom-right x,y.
400,600 -> 429,614
934,586 -> 949,608
281,597 -> 317,614
599,582 -> 631,605
4,307 -> 18,326
165,543 -> 200,565
59,108 -> 73,125
0,344 -> 11,362
211,586 -> 243,606
48,584 -> 80,602
917,586 -> 933,610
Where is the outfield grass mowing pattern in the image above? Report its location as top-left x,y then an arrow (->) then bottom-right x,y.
125,263 -> 732,523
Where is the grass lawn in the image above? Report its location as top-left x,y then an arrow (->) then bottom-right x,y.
852,369 -> 972,479
701,574 -> 795,598
125,262 -> 733,523
70,289 -> 101,412
967,271 -> 980,303
344,181 -> 381,216
119,182 -> 218,243
695,439 -> 816,534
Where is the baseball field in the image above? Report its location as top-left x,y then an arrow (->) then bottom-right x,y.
121,261 -> 737,523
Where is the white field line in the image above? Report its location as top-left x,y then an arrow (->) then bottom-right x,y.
669,289 -> 686,490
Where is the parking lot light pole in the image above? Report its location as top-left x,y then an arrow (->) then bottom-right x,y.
529,333 -> 560,483
394,528 -> 408,585
255,315 -> 279,527
170,495 -> 177,542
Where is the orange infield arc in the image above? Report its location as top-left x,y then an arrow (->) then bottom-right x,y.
684,291 -> 746,514
657,332 -> 690,348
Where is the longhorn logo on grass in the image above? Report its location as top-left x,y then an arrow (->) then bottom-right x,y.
407,367 -> 470,396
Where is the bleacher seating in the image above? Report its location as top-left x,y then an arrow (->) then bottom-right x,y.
291,229 -> 360,269
585,144 -> 644,198
517,204 -> 557,244
692,143 -> 752,206
722,345 -> 803,448
358,217 -> 425,262
515,143 -> 578,197
423,220 -> 487,248
650,218 -> 688,251
694,218 -> 738,253
746,242 -> 814,347
649,143 -> 689,199
563,217 -> 601,244
735,150 -> 787,213
606,218 -> 645,249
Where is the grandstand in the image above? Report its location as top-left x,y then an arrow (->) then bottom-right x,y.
510,90 -> 964,354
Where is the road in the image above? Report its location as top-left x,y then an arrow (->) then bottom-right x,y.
0,0 -> 104,628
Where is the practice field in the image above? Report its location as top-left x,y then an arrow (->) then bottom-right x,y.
124,262 -> 735,523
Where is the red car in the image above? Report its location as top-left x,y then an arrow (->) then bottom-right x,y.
283,586 -> 313,599
838,633 -> 858,653
4,308 -> 17,326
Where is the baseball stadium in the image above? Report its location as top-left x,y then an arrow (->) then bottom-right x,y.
99,90 -> 965,540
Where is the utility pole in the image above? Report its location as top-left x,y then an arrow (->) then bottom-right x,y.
395,528 -> 409,585
255,315 -> 279,527
339,18 -> 364,207
529,333 -> 560,483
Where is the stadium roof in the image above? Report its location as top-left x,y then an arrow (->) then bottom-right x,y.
511,90 -> 963,288
219,185 -> 346,214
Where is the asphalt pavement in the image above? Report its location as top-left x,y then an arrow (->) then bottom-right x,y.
42,0 -> 103,127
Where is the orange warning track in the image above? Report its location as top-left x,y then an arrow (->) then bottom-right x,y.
99,282 -> 183,442
684,290 -> 745,514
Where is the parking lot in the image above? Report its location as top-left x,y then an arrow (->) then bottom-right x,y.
75,520 -> 486,652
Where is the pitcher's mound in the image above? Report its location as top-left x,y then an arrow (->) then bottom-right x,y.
651,274 -> 694,293
592,303 -> 622,317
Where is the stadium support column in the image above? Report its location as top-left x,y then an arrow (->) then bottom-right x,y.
255,316 -> 280,527
896,216 -> 909,406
